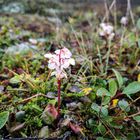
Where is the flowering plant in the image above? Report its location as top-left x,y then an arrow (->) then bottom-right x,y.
120,16 -> 128,26
99,23 -> 115,40
44,47 -> 75,115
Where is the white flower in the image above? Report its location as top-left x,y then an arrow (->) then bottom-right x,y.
51,70 -> 67,79
44,47 -> 75,79
69,58 -> 75,65
55,47 -> 72,58
99,23 -> 115,40
120,16 -> 128,26
108,32 -> 115,40
29,38 -> 38,45
44,53 -> 54,59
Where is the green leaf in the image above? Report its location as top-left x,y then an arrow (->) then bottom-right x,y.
97,123 -> 106,135
97,88 -> 111,97
48,99 -> 57,106
102,96 -> 110,105
133,115 -> 140,122
0,111 -> 9,129
136,18 -> 140,30
123,81 -> 140,95
91,103 -> 100,113
109,122 -> 123,129
101,106 -> 108,116
97,137 -> 104,140
127,133 -> 136,140
31,104 -> 43,113
118,100 -> 130,112
109,79 -> 118,96
112,69 -> 123,89
9,75 -> 21,84
102,116 -> 113,123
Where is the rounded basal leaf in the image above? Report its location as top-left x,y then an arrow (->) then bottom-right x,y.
101,106 -> 108,116
112,69 -> 123,89
102,96 -> 110,105
91,103 -> 100,113
123,81 -> 140,95
97,88 -> 111,97
0,111 -> 9,129
118,100 -> 130,112
109,79 -> 118,96
133,115 -> 140,122
97,123 -> 106,135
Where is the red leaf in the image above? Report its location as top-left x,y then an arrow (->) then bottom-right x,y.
69,122 -> 82,134
45,104 -> 58,119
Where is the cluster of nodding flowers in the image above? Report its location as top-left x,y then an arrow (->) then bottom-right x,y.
99,23 -> 115,40
44,47 -> 75,115
99,16 -> 128,40
44,47 -> 75,79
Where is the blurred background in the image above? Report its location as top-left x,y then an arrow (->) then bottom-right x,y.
0,0 -> 139,34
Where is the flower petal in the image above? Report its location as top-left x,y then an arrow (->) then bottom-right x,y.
48,63 -> 56,69
69,58 -> 75,65
44,53 -> 54,58
51,71 -> 57,76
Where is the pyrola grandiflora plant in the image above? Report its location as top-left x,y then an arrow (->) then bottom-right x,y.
44,47 -> 75,115
120,16 -> 128,26
99,23 -> 115,40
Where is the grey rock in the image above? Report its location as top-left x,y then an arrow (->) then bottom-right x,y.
46,92 -> 56,99
66,102 -> 82,110
79,96 -> 92,103
69,85 -> 81,93
1,2 -> 25,13
5,42 -> 37,55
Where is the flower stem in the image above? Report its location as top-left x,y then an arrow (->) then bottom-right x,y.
105,40 -> 111,75
57,78 -> 61,115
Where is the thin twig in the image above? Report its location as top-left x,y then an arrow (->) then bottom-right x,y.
15,93 -> 47,105
126,0 -> 135,25
127,111 -> 140,118
113,0 -> 117,30
104,0 -> 109,22
102,0 -> 116,22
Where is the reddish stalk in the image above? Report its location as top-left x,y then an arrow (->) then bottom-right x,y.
57,79 -> 61,115
57,49 -> 62,115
